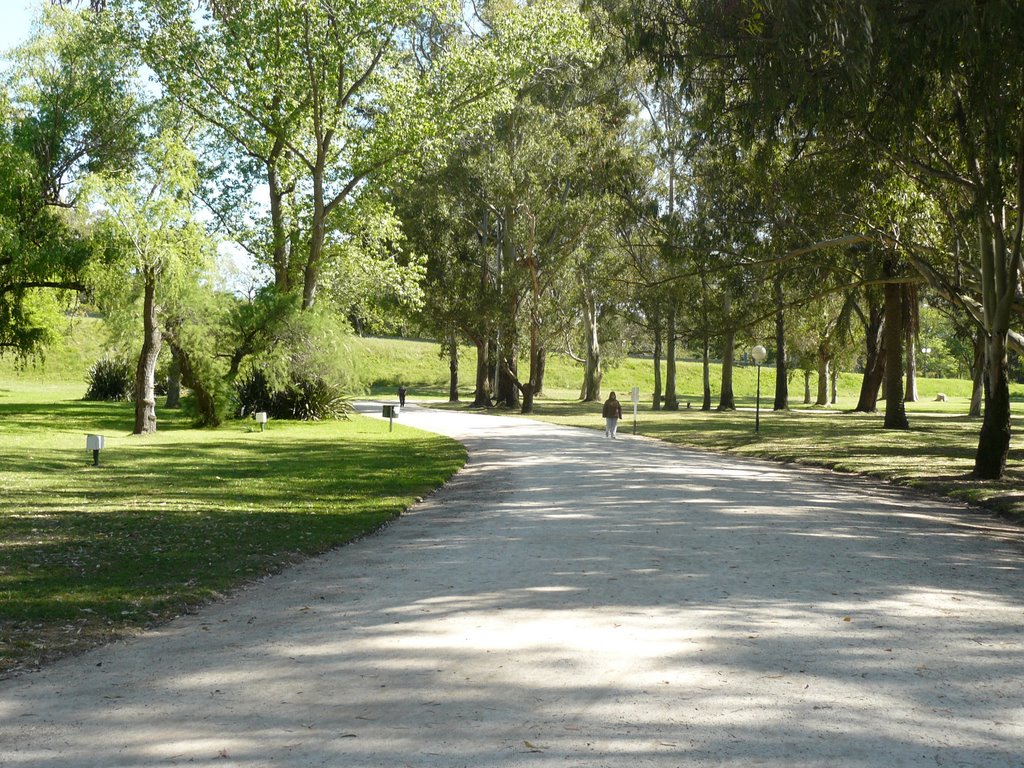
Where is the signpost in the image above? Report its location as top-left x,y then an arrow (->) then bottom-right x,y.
631,386 -> 640,434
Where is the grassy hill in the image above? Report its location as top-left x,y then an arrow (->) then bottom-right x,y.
2,319 -> 999,410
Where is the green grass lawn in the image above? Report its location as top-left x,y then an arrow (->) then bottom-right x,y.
0,380 -> 466,678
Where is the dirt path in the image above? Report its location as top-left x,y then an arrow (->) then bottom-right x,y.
2,404 -> 1022,767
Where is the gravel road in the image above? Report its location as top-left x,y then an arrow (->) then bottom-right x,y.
1,403 -> 1022,767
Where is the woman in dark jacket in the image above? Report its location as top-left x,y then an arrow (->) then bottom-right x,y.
602,392 -> 623,438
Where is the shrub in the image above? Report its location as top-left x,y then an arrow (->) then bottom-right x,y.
84,356 -> 134,401
234,368 -> 352,422
274,376 -> 353,421
233,368 -> 275,418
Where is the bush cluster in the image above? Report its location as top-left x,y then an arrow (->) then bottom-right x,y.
234,368 -> 352,421
84,356 -> 134,401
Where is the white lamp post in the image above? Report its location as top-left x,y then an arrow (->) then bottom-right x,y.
751,345 -> 767,433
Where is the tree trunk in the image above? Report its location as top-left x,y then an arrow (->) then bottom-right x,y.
302,168 -> 327,310
497,350 -> 519,409
903,286 -> 918,402
663,301 -> 679,410
134,268 -> 160,435
855,302 -> 885,412
521,304 -> 540,415
701,333 -> 712,410
974,330 -> 1010,478
830,365 -> 839,405
718,330 -> 736,410
169,341 -> 220,427
535,347 -> 546,398
883,275 -> 909,429
773,274 -> 788,410
448,331 -> 459,402
803,369 -> 811,404
472,337 -> 491,407
652,316 -> 662,410
815,346 -> 829,406
581,280 -> 602,401
969,333 -> 984,418
267,137 -> 291,292
165,349 -> 181,409
520,381 -> 534,414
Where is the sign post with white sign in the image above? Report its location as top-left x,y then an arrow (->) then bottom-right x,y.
631,386 -> 640,434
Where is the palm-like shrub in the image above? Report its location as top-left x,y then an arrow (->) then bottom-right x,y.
234,368 -> 352,421
85,356 -> 135,401
233,368 -> 274,418
276,376 -> 352,421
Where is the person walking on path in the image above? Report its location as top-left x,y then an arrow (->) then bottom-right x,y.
602,391 -> 623,438
398,384 -> 407,408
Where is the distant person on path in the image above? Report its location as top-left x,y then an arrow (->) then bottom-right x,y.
398,384 -> 408,407
602,392 -> 623,439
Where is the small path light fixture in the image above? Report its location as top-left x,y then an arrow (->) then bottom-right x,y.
751,345 -> 767,433
86,434 -> 104,466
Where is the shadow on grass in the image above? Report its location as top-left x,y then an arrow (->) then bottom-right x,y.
0,399 -> 466,676
0,396 -> 195,434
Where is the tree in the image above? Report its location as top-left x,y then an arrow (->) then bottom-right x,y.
0,5 -> 141,356
86,131 -> 213,434
638,1 -> 1024,476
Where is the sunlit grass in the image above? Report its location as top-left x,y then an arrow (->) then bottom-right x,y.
0,381 -> 466,678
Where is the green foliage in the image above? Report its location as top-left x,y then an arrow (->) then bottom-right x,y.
232,367 -> 274,418
0,5 -> 143,357
276,376 -> 353,422
233,368 -> 352,421
83,354 -> 134,401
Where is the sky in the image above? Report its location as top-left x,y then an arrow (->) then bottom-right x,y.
0,1 -> 38,54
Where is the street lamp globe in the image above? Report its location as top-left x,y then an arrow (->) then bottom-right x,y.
751,345 -> 767,364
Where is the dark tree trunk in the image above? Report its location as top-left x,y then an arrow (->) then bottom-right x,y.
472,337 -> 491,407
903,285 -> 918,402
302,169 -> 327,310
974,330 -> 1010,479
883,276 -> 909,429
701,334 -> 712,410
497,351 -> 519,409
520,382 -> 534,414
448,332 -> 459,402
535,347 -> 546,398
773,274 -> 788,410
855,302 -> 885,412
652,317 -> 663,410
803,369 -> 811,404
830,365 -> 839,405
581,282 -> 602,402
134,269 -> 160,435
717,330 -> 736,410
165,349 -> 181,409
815,346 -> 829,406
169,341 -> 220,427
969,333 -> 985,418
267,139 -> 291,292
521,304 -> 540,415
664,301 -> 679,410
